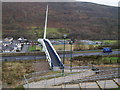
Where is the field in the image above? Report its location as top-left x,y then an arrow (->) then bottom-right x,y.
2,60 -> 35,88
31,27 -> 68,39
102,56 -> 119,64
28,44 -> 74,51
53,44 -> 73,51
2,59 -> 59,88
93,40 -> 118,44
72,54 -> 119,66
28,45 -> 41,51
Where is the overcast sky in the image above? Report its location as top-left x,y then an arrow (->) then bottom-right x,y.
76,0 -> 119,7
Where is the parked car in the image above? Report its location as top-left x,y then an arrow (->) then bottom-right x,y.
91,67 -> 99,74
92,67 -> 99,71
103,47 -> 112,53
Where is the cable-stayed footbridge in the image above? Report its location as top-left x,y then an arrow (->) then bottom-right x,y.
38,5 -> 64,70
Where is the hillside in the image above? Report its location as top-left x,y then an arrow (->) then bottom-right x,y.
2,2 -> 118,40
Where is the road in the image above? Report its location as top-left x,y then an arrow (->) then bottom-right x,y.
1,51 -> 120,61
73,51 -> 120,57
21,45 -> 29,52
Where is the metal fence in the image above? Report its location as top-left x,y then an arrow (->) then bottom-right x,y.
23,68 -> 119,88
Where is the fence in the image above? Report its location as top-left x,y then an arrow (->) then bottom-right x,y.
23,68 -> 119,88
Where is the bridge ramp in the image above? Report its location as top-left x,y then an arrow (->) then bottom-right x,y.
43,39 -> 64,69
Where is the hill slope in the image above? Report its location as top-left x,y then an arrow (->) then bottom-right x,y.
2,2 -> 118,40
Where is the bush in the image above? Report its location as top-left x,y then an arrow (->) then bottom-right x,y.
72,55 -> 103,65
2,61 -> 35,87
74,43 -> 97,51
73,55 -> 102,61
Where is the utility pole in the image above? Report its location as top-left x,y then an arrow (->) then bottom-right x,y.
62,34 -> 67,75
69,40 -> 73,72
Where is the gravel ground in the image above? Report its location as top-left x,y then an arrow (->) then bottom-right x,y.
66,67 -> 119,84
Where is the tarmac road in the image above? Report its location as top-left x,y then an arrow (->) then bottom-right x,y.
1,51 -> 120,61
21,45 -> 29,53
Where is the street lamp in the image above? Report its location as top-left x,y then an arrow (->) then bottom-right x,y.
69,40 -> 73,72
63,34 -> 67,64
62,34 -> 67,75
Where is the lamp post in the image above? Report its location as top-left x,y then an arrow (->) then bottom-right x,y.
69,40 -> 73,72
62,34 -> 67,75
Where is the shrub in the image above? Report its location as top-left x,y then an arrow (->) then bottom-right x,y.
2,61 -> 35,87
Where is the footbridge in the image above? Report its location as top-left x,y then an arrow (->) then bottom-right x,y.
38,5 -> 64,70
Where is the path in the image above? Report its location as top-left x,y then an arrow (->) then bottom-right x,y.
24,70 -> 94,88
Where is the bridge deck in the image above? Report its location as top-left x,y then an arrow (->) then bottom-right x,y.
44,39 -> 64,69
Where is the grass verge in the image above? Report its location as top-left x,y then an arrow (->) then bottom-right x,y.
12,85 -> 25,90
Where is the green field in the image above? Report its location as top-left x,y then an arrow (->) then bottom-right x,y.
102,57 -> 119,64
93,40 -> 118,44
31,27 -> 68,39
72,54 -> 120,65
28,45 -> 41,51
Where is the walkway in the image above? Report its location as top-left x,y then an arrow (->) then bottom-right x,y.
24,70 -> 94,88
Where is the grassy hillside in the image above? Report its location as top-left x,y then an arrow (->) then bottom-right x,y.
2,2 -> 118,40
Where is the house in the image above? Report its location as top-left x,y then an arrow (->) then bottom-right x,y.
0,44 -> 2,52
2,44 -> 20,53
4,37 -> 13,42
0,39 -> 2,43
18,37 -> 27,43
2,39 -> 23,53
12,45 -> 20,52
13,40 -> 21,45
2,41 -> 12,46
17,44 -> 22,51
2,46 -> 14,53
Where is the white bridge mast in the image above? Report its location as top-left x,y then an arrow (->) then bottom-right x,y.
43,5 -> 48,39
